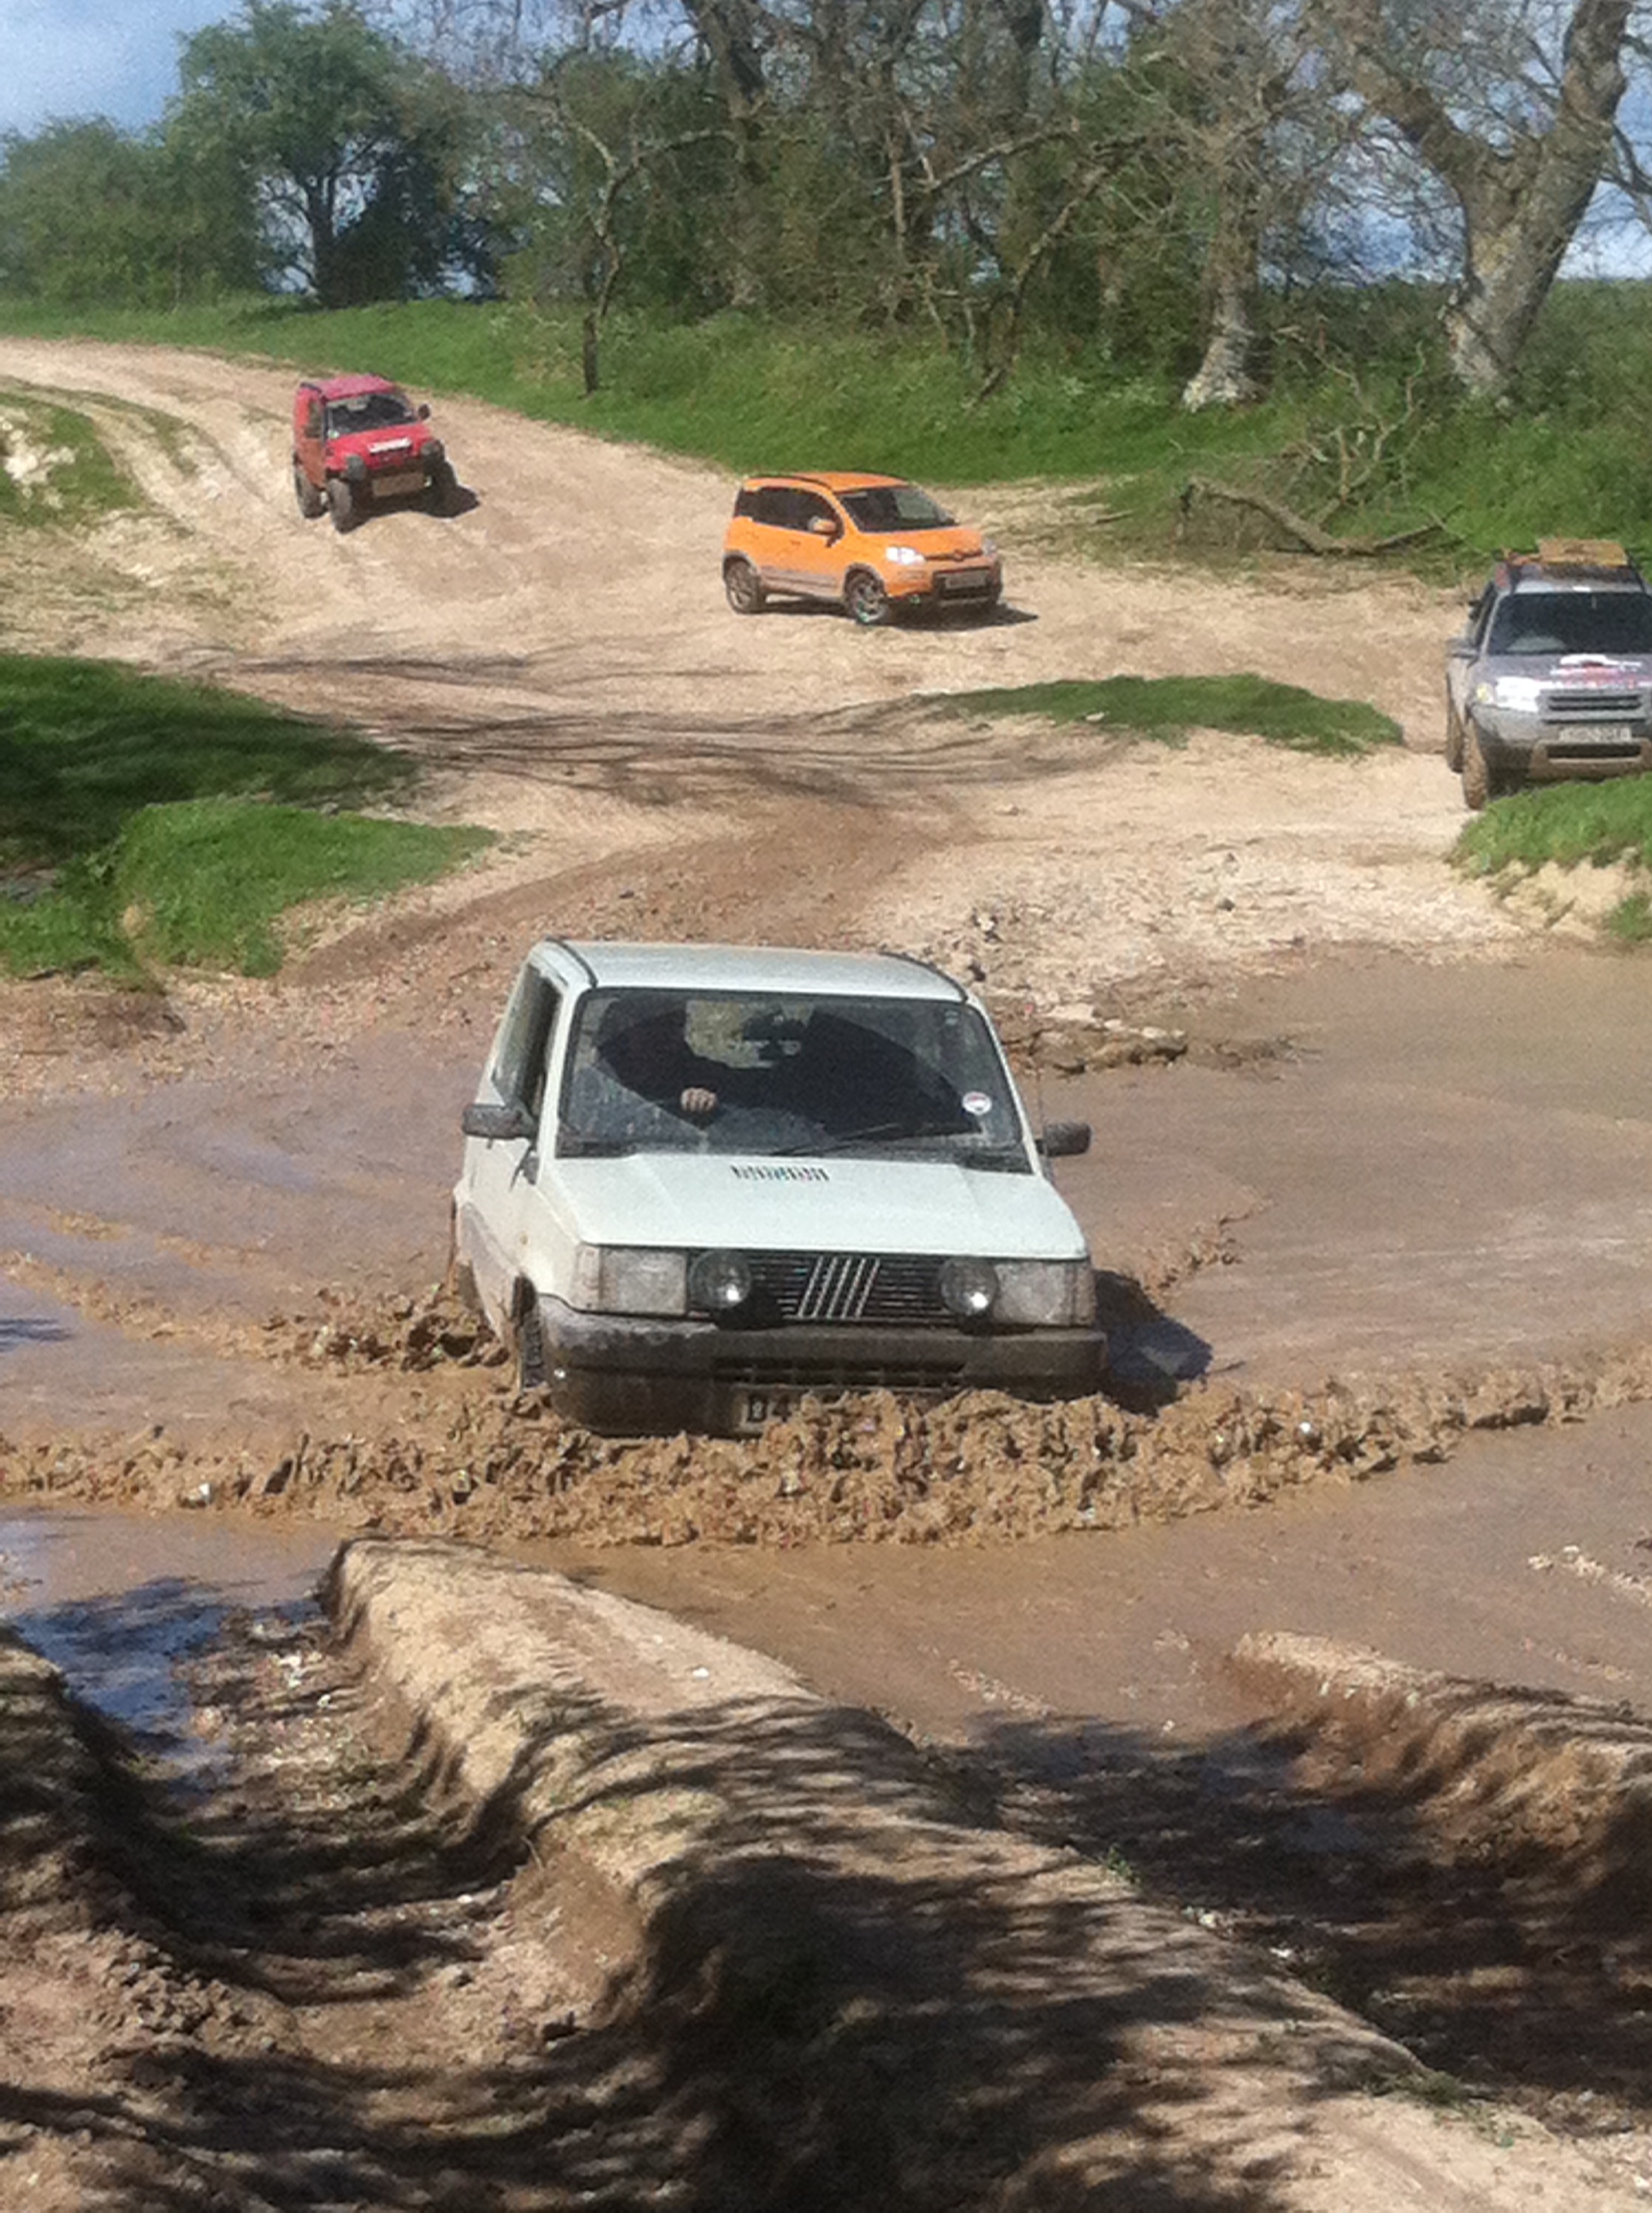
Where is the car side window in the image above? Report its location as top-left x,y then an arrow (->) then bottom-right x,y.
793,491 -> 838,534
491,971 -> 562,1124
304,400 -> 322,438
1469,587 -> 1495,645
741,487 -> 793,527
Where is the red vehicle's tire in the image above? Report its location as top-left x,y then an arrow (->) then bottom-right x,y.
428,458 -> 459,516
294,464 -> 325,520
328,477 -> 359,534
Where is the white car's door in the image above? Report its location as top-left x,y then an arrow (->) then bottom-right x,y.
457,965 -> 561,1328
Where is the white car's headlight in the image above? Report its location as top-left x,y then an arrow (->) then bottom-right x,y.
1475,676 -> 1544,713
569,1244 -> 686,1315
993,1258 -> 1095,1327
884,543 -> 925,566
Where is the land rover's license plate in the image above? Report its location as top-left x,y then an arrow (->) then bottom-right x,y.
374,470 -> 426,499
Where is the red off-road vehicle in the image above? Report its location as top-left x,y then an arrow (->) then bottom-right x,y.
292,373 -> 458,534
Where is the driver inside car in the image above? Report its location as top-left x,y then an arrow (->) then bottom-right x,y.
567,995 -> 729,1143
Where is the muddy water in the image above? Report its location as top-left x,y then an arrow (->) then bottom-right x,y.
0,1506 -> 338,1772
6,944 -> 1652,1793
539,1397 -> 1652,1755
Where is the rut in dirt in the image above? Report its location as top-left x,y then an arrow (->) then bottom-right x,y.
5,1609 -> 717,2210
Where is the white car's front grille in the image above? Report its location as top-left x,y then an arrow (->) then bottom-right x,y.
736,1250 -> 949,1324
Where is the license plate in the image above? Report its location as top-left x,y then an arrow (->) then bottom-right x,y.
937,571 -> 989,594
373,469 -> 426,499
1569,724 -> 1638,745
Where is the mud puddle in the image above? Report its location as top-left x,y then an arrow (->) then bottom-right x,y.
0,1504 -> 338,1775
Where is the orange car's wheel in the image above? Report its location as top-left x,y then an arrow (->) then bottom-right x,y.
724,558 -> 765,615
844,570 -> 891,627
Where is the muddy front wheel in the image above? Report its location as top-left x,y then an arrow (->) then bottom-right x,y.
329,477 -> 359,534
1445,698 -> 1464,774
516,1295 -> 547,1391
294,464 -> 325,520
844,571 -> 891,628
1461,722 -> 1491,809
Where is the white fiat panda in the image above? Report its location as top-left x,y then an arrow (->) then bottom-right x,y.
451,940 -> 1105,1433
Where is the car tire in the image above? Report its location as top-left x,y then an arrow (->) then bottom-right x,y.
329,477 -> 358,534
1445,698 -> 1465,773
1461,721 -> 1492,809
294,464 -> 325,520
429,458 -> 459,516
844,571 -> 891,627
515,1291 -> 548,1392
724,558 -> 765,615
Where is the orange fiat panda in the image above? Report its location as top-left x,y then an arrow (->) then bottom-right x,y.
723,471 -> 1002,626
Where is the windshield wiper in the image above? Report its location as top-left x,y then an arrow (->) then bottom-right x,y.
776,1118 -> 971,1158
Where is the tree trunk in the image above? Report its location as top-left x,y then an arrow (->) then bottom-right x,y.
1317,0 -> 1632,395
1445,144 -> 1618,394
1182,200 -> 1261,409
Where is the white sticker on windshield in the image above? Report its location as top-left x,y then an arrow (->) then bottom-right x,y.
962,1090 -> 993,1118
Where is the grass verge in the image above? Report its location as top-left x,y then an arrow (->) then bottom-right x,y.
0,385 -> 137,525
1453,774 -> 1652,944
928,674 -> 1403,757
0,653 -> 492,978
1454,774 -> 1652,878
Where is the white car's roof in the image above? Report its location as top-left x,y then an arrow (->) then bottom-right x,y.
537,939 -> 967,1001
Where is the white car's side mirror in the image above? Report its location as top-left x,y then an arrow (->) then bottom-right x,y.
462,1101 -> 534,1142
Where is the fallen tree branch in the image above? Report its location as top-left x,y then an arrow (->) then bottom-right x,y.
1179,475 -> 1441,557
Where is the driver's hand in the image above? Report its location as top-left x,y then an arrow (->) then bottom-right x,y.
680,1086 -> 718,1118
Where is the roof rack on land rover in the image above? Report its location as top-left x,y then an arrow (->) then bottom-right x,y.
1530,536 -> 1637,574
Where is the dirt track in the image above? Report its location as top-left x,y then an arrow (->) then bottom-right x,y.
4,339 -> 1652,2207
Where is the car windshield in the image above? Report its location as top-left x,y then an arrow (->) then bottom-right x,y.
1487,589 -> 1652,657
839,483 -> 954,532
557,988 -> 1030,1167
325,389 -> 417,435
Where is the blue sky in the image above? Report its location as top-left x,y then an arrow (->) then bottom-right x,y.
0,0 -> 229,138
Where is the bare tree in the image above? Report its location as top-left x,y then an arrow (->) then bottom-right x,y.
1312,0 -> 1636,393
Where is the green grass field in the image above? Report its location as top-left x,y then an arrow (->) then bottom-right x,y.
0,654 -> 492,978
931,674 -> 1403,757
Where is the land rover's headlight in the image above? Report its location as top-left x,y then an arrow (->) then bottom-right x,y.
884,543 -> 925,566
1475,676 -> 1544,713
993,1259 -> 1095,1327
569,1244 -> 686,1315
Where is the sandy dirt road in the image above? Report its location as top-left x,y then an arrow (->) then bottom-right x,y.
4,339 -> 1652,2204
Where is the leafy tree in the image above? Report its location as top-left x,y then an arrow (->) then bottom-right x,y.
0,119 -> 259,305
172,1 -> 478,303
